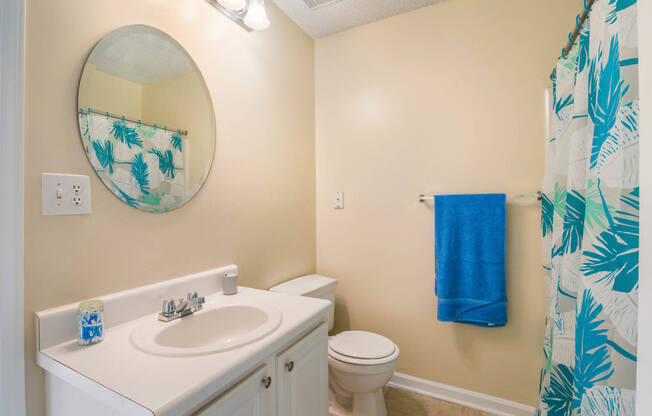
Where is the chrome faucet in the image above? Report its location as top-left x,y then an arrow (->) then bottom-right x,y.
159,292 -> 205,322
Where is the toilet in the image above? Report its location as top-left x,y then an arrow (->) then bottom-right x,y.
270,275 -> 399,416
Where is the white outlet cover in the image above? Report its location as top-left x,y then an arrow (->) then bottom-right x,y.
334,191 -> 344,209
42,173 -> 91,215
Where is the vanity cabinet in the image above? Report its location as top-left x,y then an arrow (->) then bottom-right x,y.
37,275 -> 333,416
194,322 -> 328,416
195,361 -> 275,416
276,322 -> 329,416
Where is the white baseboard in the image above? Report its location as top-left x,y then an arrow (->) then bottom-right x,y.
387,372 -> 536,416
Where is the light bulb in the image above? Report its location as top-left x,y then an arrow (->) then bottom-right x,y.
217,0 -> 247,11
244,0 -> 270,30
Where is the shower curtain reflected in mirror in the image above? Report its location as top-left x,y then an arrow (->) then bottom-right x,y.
80,111 -> 191,212
537,1 -> 639,415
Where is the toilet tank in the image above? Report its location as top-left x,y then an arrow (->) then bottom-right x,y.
269,275 -> 337,331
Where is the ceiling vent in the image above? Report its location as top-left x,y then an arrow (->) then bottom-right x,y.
302,0 -> 342,10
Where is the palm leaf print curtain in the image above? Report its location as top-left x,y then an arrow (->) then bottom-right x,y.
537,1 -> 639,415
79,111 -> 187,212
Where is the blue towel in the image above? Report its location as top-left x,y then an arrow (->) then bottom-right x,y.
434,194 -> 507,327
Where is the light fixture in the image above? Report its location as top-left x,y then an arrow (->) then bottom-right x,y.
216,0 -> 246,11
243,0 -> 270,31
205,0 -> 270,32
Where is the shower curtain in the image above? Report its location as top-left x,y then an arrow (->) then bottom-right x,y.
537,1 -> 639,415
79,111 -> 187,212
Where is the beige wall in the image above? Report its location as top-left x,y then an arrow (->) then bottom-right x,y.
142,71 -> 216,190
78,64 -> 144,120
24,1 -> 314,415
315,0 -> 580,406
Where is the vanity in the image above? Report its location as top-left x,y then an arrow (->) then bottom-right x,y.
36,266 -> 331,416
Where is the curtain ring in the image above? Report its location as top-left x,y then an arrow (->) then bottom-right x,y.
164,126 -> 167,132
576,14 -> 582,30
584,0 -> 592,12
121,115 -> 125,122
568,32 -> 576,46
138,120 -> 141,127
106,112 -> 109,120
561,47 -> 567,59
154,123 -> 157,130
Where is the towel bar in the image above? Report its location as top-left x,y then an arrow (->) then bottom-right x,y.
418,191 -> 542,203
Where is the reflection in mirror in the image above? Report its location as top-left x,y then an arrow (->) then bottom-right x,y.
78,25 -> 215,212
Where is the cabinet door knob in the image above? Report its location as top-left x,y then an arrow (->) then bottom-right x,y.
285,361 -> 294,372
262,376 -> 272,389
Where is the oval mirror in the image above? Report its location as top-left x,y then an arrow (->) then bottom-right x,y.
77,25 -> 216,212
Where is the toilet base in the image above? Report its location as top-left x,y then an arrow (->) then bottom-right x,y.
328,385 -> 387,416
352,390 -> 387,416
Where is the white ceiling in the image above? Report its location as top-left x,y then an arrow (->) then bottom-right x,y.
89,26 -> 195,85
271,0 -> 446,38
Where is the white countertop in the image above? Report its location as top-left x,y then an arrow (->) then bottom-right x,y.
37,285 -> 330,416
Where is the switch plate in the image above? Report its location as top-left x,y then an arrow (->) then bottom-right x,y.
334,191 -> 344,209
42,173 -> 91,215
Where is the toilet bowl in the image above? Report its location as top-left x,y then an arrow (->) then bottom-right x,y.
328,331 -> 399,416
270,275 -> 399,416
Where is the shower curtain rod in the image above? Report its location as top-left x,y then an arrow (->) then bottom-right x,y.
80,107 -> 189,136
418,192 -> 542,203
550,0 -> 596,80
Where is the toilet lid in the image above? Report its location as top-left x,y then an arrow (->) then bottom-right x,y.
328,331 -> 396,360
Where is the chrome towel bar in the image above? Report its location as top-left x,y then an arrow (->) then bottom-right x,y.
419,192 -> 542,203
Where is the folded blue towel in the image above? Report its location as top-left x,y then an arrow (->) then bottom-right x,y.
434,194 -> 507,327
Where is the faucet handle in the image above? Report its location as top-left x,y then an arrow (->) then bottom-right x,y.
162,299 -> 176,316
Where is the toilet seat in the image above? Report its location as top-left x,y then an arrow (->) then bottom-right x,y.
328,331 -> 398,366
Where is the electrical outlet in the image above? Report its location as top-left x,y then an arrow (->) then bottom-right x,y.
42,173 -> 91,215
334,192 -> 344,209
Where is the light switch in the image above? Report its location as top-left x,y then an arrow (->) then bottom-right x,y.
334,192 -> 344,209
42,173 -> 91,215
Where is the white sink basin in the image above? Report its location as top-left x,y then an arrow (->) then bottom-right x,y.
131,302 -> 282,357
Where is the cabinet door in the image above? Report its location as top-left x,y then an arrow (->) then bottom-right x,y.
195,362 -> 275,416
276,323 -> 329,416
